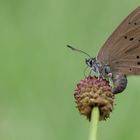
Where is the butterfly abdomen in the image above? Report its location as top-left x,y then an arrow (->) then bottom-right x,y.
112,73 -> 127,94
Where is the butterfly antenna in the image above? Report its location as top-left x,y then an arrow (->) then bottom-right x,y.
67,45 -> 91,57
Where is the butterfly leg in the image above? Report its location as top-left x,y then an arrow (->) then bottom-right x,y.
84,69 -> 94,78
88,69 -> 92,76
94,68 -> 102,80
107,72 -> 112,78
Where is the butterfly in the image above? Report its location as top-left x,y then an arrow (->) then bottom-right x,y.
67,6 -> 140,94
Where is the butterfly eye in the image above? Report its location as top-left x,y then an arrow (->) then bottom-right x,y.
89,60 -> 93,66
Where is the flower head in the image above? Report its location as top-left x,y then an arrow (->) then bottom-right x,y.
74,76 -> 115,121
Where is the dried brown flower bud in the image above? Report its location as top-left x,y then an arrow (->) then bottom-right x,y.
74,76 -> 115,121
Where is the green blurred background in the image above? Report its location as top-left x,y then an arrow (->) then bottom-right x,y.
0,0 -> 140,140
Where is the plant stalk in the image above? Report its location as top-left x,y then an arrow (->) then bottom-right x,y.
88,107 -> 99,140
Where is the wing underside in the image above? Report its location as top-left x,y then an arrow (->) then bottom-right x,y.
97,6 -> 140,75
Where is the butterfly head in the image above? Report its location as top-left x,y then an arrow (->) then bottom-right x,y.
67,45 -> 100,73
85,57 -> 99,73
85,57 -> 96,67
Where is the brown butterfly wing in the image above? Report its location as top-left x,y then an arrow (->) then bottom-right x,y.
97,6 -> 140,75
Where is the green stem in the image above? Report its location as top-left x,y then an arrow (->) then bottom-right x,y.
88,107 -> 99,140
